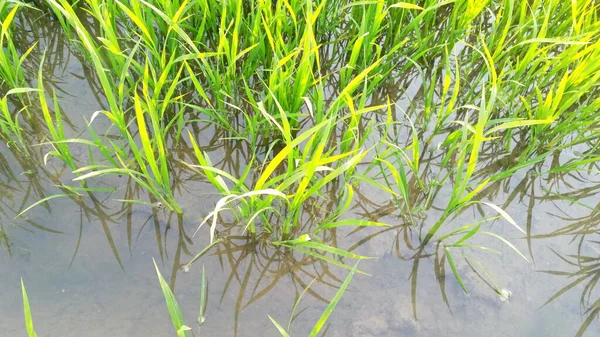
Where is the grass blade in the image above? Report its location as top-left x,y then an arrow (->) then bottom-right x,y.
308,261 -> 359,337
21,279 -> 38,337
15,194 -> 71,219
153,259 -> 190,337
445,248 -> 468,294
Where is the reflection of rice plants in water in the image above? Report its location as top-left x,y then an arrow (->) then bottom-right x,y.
530,193 -> 600,337
20,260 -> 359,337
2,0 -> 600,335
540,245 -> 600,337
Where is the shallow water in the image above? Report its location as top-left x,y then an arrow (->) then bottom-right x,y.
1,9 -> 599,337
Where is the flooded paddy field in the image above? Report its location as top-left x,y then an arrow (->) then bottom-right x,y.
1,1 -> 599,336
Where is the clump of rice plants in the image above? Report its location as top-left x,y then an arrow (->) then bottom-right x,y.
36,0 -> 392,249
0,0 -> 36,89
6,0 -> 600,334
28,0 -> 600,296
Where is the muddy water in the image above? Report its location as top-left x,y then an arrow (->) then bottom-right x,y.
1,10 -> 599,337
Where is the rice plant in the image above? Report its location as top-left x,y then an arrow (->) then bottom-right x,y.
0,88 -> 36,149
